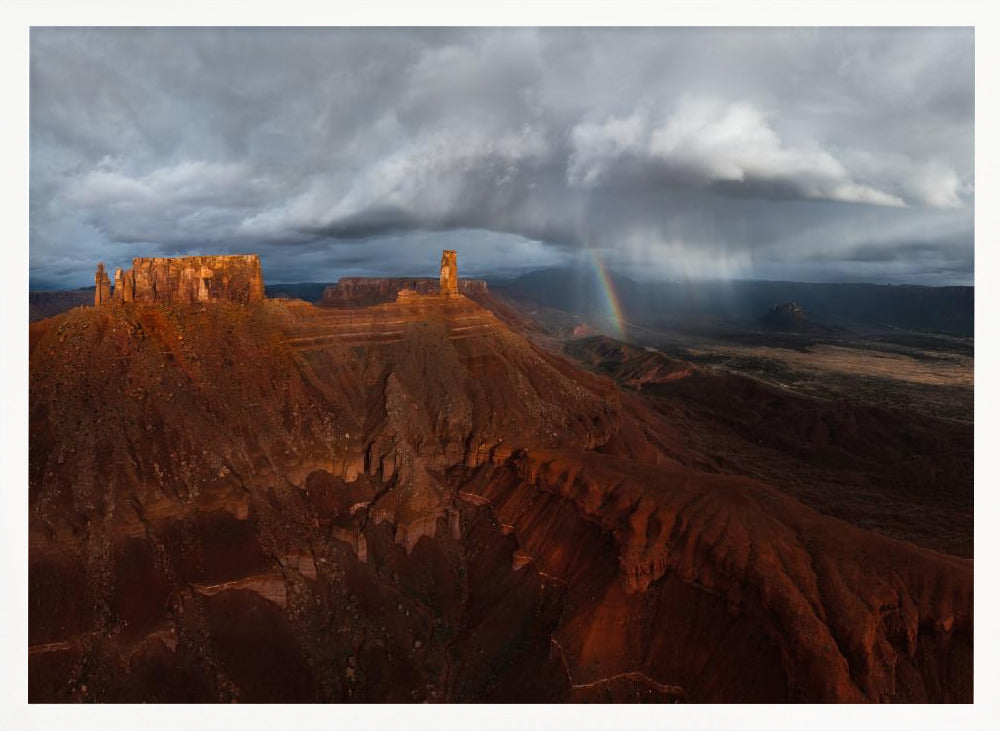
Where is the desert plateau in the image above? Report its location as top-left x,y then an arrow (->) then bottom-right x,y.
21,25 -> 977,713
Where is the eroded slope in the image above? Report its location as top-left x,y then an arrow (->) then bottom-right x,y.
28,296 -> 972,702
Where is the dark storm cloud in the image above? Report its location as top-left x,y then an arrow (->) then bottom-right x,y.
30,27 -> 973,288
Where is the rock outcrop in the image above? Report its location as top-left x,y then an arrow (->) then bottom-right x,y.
113,267 -> 135,303
94,263 -> 111,306
97,255 -> 265,306
760,301 -> 833,334
320,250 -> 484,309
321,278 -> 488,308
30,250 -> 972,703
440,249 -> 458,296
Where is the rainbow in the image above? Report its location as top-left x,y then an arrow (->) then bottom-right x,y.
588,248 -> 627,340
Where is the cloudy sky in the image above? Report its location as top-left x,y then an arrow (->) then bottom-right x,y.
30,27 -> 973,289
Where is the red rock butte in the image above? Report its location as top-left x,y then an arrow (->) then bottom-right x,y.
286,251 -> 497,350
95,250 -> 484,309
95,254 -> 265,305
321,250 -> 487,308
30,246 -> 969,703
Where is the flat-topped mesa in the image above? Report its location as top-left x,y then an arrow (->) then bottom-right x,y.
97,254 -> 265,306
320,251 -> 487,308
321,278 -> 489,308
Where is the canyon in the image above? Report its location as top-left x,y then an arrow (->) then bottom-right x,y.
28,252 -> 972,703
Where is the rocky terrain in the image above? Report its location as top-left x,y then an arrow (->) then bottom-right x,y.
321,277 -> 489,308
29,289 -> 972,702
565,335 -> 972,558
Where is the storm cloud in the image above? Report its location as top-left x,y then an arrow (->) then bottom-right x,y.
30,27 -> 974,288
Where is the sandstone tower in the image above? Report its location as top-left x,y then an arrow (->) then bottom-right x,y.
94,263 -> 111,306
113,267 -> 136,303
440,249 -> 458,296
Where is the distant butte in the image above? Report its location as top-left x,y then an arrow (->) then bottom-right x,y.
321,250 -> 487,308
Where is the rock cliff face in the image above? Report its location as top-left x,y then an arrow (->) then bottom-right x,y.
321,278 -> 489,308
97,255 -> 265,306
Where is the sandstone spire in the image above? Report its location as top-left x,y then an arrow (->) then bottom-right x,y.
439,249 -> 458,296
94,262 -> 111,306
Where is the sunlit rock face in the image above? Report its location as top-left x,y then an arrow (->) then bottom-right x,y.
440,249 -> 458,296
97,255 -> 266,306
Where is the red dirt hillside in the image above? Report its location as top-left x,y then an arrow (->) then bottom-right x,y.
29,289 -> 971,702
